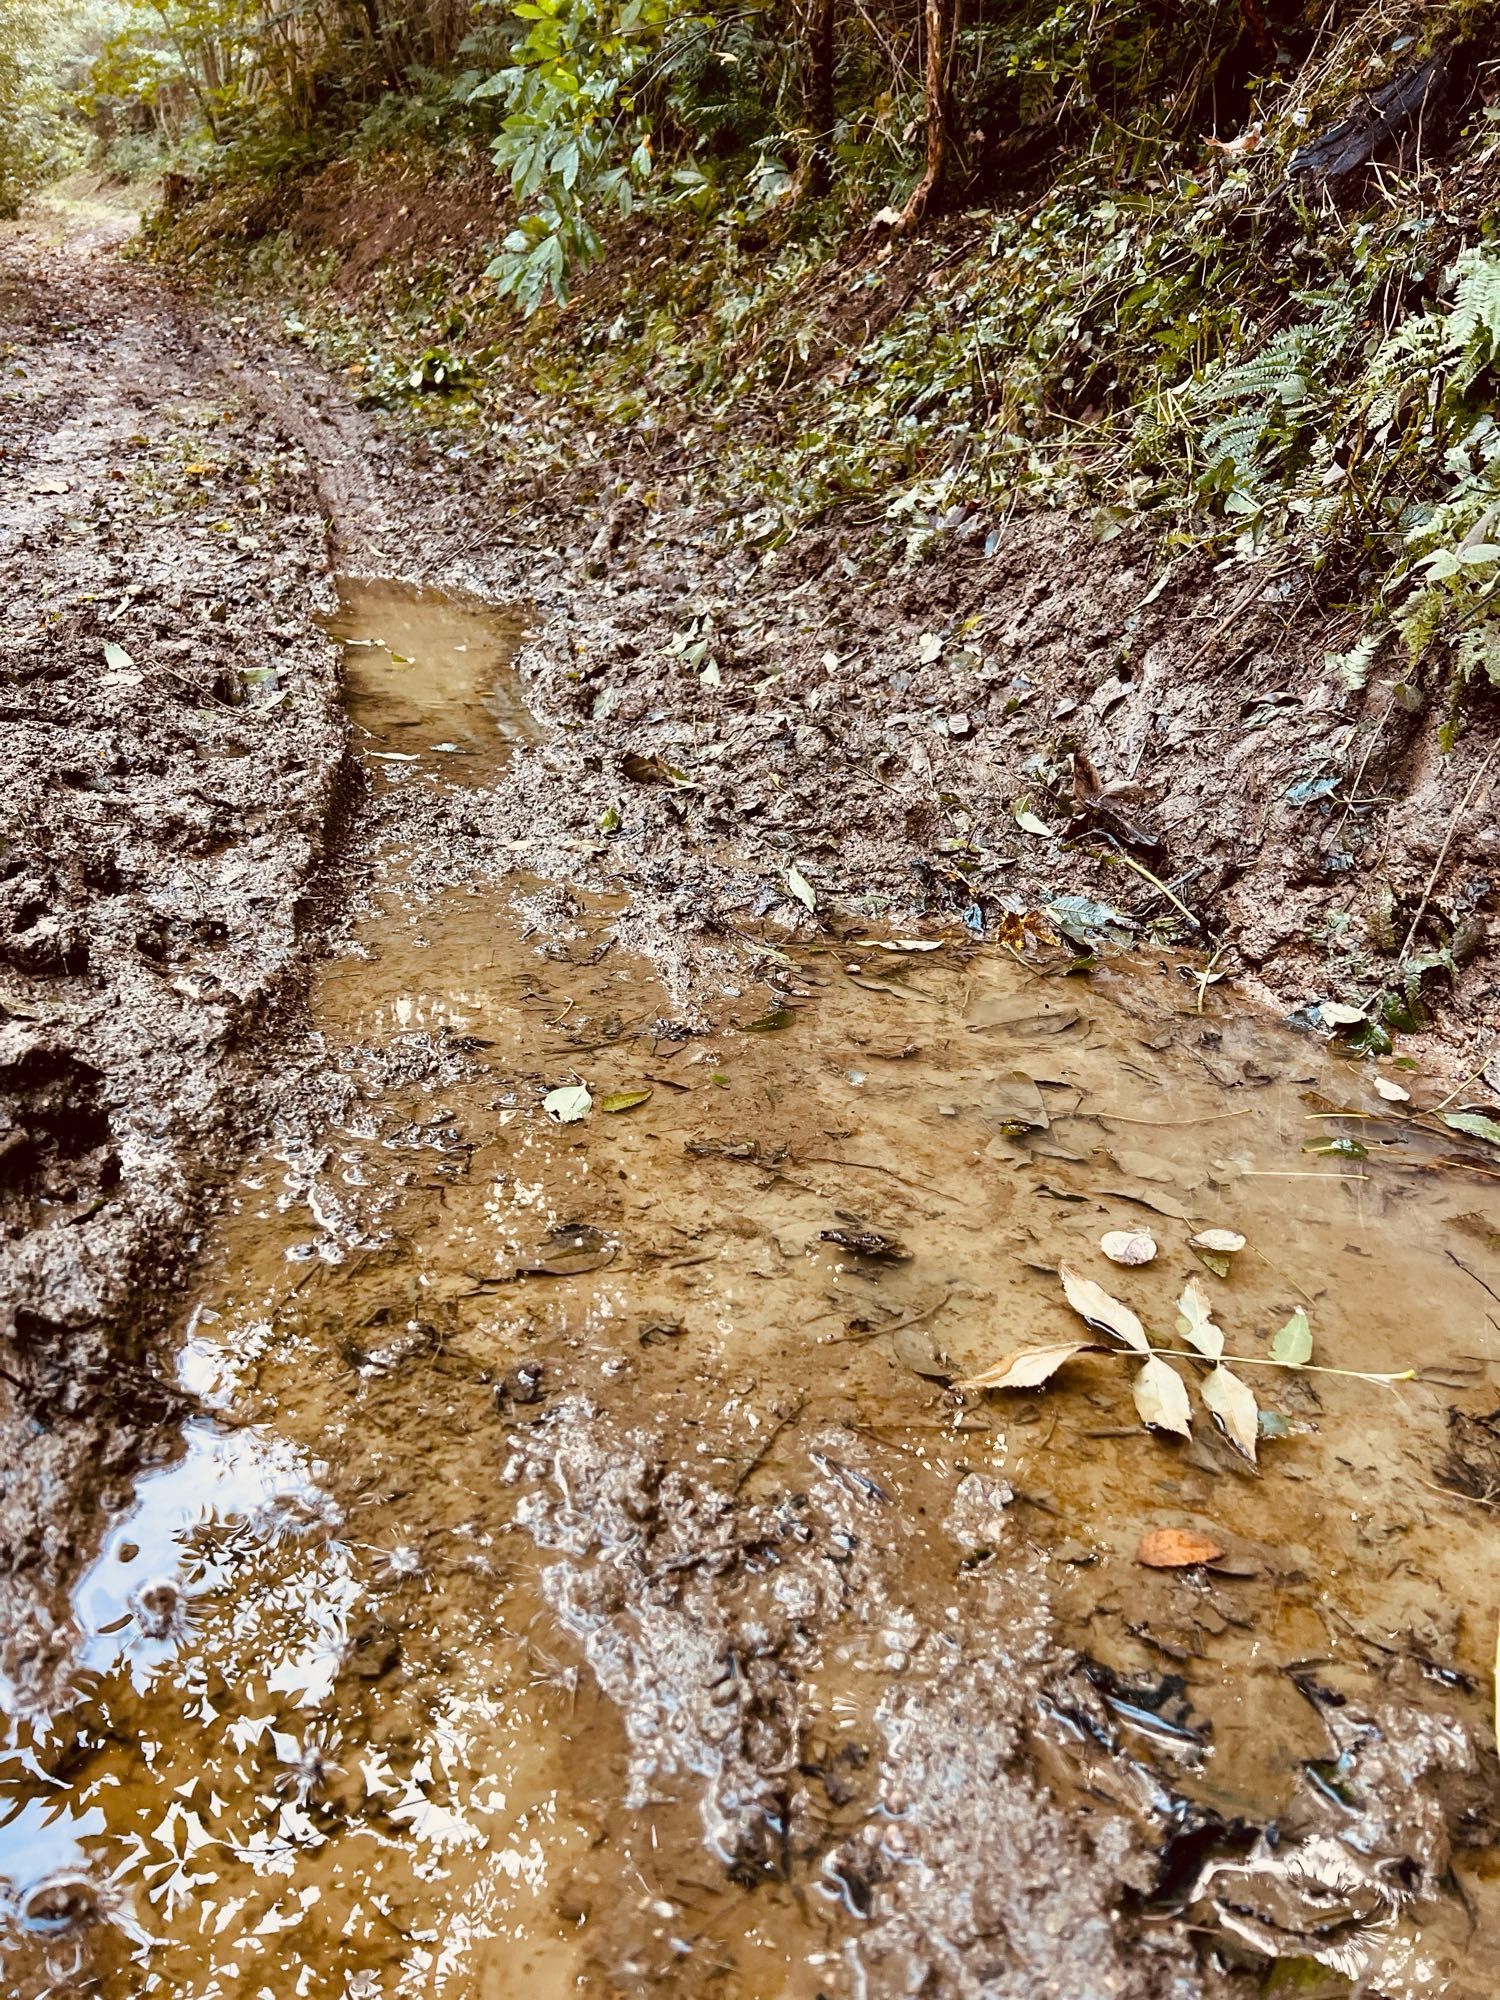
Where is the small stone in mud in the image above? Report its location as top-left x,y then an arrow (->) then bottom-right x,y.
820,1227 -> 911,1262
497,1360 -> 546,1408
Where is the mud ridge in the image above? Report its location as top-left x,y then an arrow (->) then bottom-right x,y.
0,228 -> 348,1697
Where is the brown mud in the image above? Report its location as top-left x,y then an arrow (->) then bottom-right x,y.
3,197 -> 1500,1998
0,189 -> 344,1698
259,159 -> 1500,1072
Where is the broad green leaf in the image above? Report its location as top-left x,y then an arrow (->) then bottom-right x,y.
1443,1111 -> 1500,1149
1269,1308 -> 1313,1366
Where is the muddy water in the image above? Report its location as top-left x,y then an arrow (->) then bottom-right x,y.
327,577 -> 536,778
5,585 -> 1500,1998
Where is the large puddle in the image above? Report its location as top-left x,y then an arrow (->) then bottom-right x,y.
6,582 -> 1500,1997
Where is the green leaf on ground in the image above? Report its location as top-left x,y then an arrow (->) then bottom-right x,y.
1269,1308 -> 1313,1366
1443,1111 -> 1500,1149
543,1083 -> 592,1123
599,1087 -> 652,1113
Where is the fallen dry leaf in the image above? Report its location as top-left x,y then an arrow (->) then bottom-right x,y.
1318,1001 -> 1367,1028
1134,1354 -> 1192,1438
1059,1264 -> 1148,1352
1177,1278 -> 1225,1360
1101,1229 -> 1157,1266
1137,1526 -> 1226,1569
1203,1363 -> 1259,1462
957,1340 -> 1095,1391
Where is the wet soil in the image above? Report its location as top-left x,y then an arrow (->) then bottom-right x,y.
4,197 -> 1500,1999
234,162 -> 1500,1073
0,194 -> 344,1700
5,567 -> 1500,1997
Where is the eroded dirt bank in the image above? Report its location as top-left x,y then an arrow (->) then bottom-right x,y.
207,161 -> 1500,1079
4,203 -> 1500,1999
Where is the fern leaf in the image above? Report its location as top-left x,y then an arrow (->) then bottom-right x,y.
1445,251 -> 1500,364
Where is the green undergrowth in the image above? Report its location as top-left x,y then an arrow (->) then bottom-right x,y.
146,2 -> 1500,749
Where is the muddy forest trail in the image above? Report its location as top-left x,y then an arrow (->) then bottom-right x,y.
5,200 -> 1500,2000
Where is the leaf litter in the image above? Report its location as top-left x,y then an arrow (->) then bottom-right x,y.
968,1261 -> 1406,1456
1202,1365 -> 1260,1463
1177,1279 -> 1225,1361
1100,1229 -> 1157,1266
1133,1355 -> 1192,1438
1058,1264 -> 1148,1352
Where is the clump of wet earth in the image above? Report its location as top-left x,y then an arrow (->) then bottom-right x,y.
2,192 -> 1500,2000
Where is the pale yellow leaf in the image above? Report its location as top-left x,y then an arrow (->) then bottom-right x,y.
1202,1364 -> 1259,1462
1134,1355 -> 1192,1438
957,1340 -> 1094,1391
1177,1278 -> 1225,1361
1059,1263 -> 1148,1353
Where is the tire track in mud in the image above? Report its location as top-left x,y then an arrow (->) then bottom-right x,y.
0,228 -> 347,1702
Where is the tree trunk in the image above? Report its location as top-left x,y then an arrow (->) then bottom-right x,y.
798,0 -> 836,197
898,0 -> 956,229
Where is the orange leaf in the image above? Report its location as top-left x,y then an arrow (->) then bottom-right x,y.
1136,1526 -> 1225,1569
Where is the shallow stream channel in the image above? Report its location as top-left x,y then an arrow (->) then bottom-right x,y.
5,582 -> 1500,1999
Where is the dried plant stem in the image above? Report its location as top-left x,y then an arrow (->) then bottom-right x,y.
1143,1345 -> 1415,1384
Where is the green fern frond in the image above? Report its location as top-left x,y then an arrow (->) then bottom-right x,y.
1445,250 -> 1500,363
